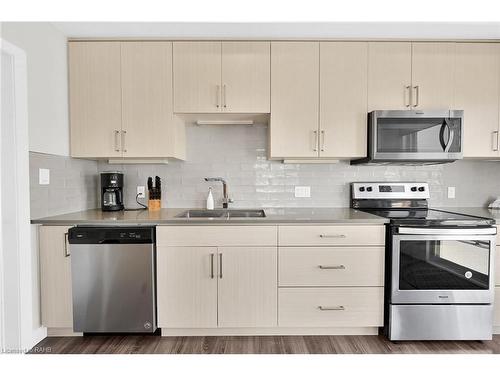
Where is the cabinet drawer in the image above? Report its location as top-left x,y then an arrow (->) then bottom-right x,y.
278,287 -> 384,327
157,225 -> 277,246
278,225 -> 384,246
495,287 -> 500,326
279,247 -> 384,287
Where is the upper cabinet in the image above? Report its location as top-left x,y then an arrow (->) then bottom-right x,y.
411,43 -> 455,110
270,42 -> 368,160
69,42 -> 122,158
173,41 -> 270,113
368,42 -> 412,111
270,42 -> 320,159
454,43 -> 500,158
320,42 -> 368,159
69,41 -> 185,160
368,42 -> 455,111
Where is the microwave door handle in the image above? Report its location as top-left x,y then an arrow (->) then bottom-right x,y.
439,119 -> 454,152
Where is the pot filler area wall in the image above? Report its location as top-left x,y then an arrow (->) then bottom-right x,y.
30,124 -> 500,218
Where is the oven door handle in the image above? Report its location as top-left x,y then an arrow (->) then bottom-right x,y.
397,227 -> 497,235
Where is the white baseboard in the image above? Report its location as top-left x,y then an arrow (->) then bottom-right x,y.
160,326 -> 379,336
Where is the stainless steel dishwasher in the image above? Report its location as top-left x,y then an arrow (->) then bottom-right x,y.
68,226 -> 156,333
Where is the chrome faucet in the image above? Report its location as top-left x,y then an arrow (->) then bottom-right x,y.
205,177 -> 233,208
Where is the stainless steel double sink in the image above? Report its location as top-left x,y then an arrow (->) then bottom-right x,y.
176,209 -> 266,219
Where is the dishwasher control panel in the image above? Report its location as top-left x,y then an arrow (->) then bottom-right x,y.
68,226 -> 155,244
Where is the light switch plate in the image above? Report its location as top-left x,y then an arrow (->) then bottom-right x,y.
295,186 -> 311,198
39,168 -> 50,185
137,186 -> 146,198
447,186 -> 456,199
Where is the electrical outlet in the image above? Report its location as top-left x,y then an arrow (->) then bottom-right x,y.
295,186 -> 311,198
447,186 -> 456,199
39,168 -> 50,185
137,186 -> 146,198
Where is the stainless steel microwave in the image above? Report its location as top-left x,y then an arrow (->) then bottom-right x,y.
351,110 -> 464,165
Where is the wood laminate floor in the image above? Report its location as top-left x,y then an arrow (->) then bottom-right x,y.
30,334 -> 500,354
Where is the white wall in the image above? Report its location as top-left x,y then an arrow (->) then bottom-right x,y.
1,22 -> 69,156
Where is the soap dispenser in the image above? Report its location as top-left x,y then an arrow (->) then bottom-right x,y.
206,187 -> 214,210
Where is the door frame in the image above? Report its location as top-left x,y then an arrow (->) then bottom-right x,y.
1,39 -> 45,352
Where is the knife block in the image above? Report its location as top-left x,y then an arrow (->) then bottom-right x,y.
148,199 -> 161,211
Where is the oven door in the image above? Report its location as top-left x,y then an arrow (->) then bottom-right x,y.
391,228 -> 496,304
371,110 -> 463,161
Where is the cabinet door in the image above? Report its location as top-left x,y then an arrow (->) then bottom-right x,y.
69,42 -> 122,158
411,42 -> 455,110
157,246 -> 217,328
270,42 -> 320,158
221,42 -> 270,113
173,42 -> 222,113
39,226 -> 73,328
455,43 -> 500,158
218,247 -> 277,327
121,42 -> 180,158
368,42 -> 412,111
319,42 -> 368,158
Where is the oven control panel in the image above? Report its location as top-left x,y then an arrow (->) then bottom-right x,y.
351,182 -> 430,200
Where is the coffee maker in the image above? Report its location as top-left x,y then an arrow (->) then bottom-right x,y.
101,172 -> 124,211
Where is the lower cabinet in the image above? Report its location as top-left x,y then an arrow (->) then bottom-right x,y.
157,245 -> 277,328
278,287 -> 384,327
495,288 -> 500,327
39,226 -> 73,329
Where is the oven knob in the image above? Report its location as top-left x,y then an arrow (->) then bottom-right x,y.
359,187 -> 365,192
366,187 -> 373,192
410,187 -> 417,192
418,186 -> 425,192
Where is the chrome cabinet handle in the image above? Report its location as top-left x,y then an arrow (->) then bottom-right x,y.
223,84 -> 227,108
319,234 -> 346,238
210,253 -> 215,279
64,232 -> 70,257
318,265 -> 346,270
413,85 -> 420,107
121,130 -> 127,153
320,130 -> 325,152
216,85 -> 220,108
492,131 -> 499,151
114,130 -> 120,152
312,130 -> 318,152
219,253 -> 223,279
318,306 -> 345,311
405,85 -> 411,107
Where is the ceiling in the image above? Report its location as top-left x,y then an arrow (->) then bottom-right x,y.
52,22 -> 500,39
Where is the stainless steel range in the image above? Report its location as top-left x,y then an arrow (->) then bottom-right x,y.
351,182 -> 496,341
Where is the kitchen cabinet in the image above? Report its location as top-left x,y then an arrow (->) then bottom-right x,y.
368,42 -> 412,111
277,224 -> 385,329
157,246 -> 218,328
270,42 -> 320,158
156,226 -> 278,329
121,42 -> 184,158
69,41 -> 185,160
221,42 -> 271,113
218,247 -> 277,327
39,226 -> 73,328
173,41 -> 270,113
411,42 -> 455,110
454,43 -> 500,158
69,42 -> 122,158
319,42 -> 368,158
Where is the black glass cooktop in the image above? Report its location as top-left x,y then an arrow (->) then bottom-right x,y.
364,208 -> 494,226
